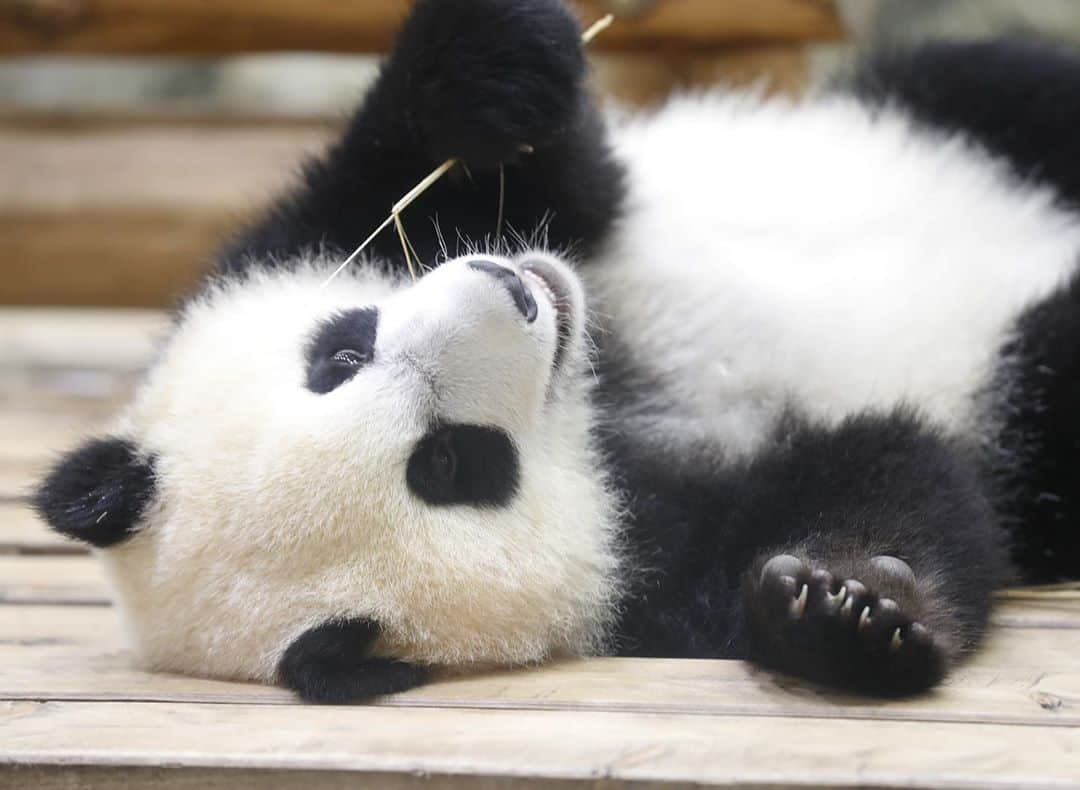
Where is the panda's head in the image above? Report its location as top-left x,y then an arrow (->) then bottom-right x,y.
33,253 -> 622,687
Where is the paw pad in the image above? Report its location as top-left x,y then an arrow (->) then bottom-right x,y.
870,554 -> 917,587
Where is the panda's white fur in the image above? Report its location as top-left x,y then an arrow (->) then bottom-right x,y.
93,87 -> 1080,685
591,92 -> 1080,460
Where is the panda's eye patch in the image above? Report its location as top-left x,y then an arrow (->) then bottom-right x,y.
431,434 -> 458,484
305,307 -> 378,393
407,424 -> 519,507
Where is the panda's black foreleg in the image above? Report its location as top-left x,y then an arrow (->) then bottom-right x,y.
221,0 -> 623,275
277,618 -> 429,703
732,410 -> 1009,696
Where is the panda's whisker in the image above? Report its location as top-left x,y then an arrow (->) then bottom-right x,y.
431,215 -> 449,263
495,164 -> 506,241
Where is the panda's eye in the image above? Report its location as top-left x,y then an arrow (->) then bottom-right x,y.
305,307 -> 378,394
331,349 -> 368,367
431,435 -> 457,484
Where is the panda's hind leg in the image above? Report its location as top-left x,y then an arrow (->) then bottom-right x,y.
746,552 -> 948,695
992,271 -> 1080,582
721,409 -> 1008,696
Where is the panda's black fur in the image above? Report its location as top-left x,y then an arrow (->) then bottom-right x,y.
34,0 -> 1080,703
220,0 -> 623,272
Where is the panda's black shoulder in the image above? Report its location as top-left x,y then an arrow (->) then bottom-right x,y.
850,37 -> 1080,208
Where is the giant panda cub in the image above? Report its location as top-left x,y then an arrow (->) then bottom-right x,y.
35,0 -> 1080,702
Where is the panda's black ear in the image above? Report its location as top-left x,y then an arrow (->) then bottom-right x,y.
32,437 -> 156,548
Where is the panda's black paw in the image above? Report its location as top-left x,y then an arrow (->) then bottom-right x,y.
278,618 -> 429,704
390,0 -> 587,168
747,554 -> 947,696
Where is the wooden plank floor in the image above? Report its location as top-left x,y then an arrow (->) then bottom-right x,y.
2,309 -> 1079,789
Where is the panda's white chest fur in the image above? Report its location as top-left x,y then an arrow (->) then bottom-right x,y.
583,93 -> 1080,459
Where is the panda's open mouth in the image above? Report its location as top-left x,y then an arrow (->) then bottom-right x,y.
520,258 -> 575,370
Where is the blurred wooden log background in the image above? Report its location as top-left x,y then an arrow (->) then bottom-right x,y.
0,0 -> 846,306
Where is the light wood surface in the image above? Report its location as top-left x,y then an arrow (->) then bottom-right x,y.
0,459 -> 44,501
0,308 -> 166,369
0,504 -> 84,554
0,766 -> 613,790
4,701 -> 1079,788
1,0 -> 844,55
0,555 -> 110,604
0,411 -> 108,461
1,306 -> 1079,788
0,127 -> 331,306
1,629 -> 1079,726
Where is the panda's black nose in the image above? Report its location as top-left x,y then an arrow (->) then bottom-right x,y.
469,260 -> 538,323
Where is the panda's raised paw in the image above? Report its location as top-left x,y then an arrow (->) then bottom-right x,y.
390,0 -> 587,168
751,553 -> 946,695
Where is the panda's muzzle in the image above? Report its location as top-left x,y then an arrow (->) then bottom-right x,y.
468,259 -> 538,323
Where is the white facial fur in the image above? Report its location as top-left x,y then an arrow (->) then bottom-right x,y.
104,255 -> 621,683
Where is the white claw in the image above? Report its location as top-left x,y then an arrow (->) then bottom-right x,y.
858,606 -> 872,631
790,584 -> 808,618
825,586 -> 847,611
840,592 -> 854,617
890,627 -> 904,652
